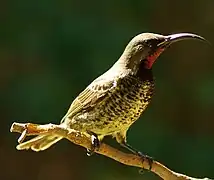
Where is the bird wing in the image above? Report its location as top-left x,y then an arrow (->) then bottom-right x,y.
61,77 -> 117,123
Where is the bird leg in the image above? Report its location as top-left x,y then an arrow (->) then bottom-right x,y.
86,131 -> 100,156
115,131 -> 153,171
120,142 -> 153,171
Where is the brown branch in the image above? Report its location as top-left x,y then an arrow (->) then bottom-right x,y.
10,122 -> 211,180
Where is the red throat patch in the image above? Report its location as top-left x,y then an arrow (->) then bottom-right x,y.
144,48 -> 165,69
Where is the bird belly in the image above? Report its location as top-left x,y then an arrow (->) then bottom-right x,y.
70,79 -> 154,136
96,81 -> 154,134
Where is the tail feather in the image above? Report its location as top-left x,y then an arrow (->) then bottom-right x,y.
16,134 -> 63,152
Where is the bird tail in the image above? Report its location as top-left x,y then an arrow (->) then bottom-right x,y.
16,134 -> 63,152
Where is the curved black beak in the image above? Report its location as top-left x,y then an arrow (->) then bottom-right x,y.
166,33 -> 207,43
158,33 -> 209,48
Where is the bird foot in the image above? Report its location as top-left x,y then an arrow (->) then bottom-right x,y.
87,133 -> 100,156
136,151 -> 153,172
119,141 -> 153,172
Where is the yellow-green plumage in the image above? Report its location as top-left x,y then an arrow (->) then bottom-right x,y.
62,67 -> 154,144
16,32 -> 206,152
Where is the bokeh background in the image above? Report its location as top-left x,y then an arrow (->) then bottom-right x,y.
1,0 -> 214,179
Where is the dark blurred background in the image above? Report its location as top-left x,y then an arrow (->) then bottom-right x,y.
1,0 -> 214,179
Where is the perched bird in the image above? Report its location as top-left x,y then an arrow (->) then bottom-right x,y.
17,32 -> 206,167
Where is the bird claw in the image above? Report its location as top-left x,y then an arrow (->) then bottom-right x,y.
119,141 -> 153,171
87,134 -> 100,156
137,151 -> 153,172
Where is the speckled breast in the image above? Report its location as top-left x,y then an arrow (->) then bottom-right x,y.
90,76 -> 155,135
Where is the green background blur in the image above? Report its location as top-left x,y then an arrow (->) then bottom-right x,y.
1,0 -> 214,179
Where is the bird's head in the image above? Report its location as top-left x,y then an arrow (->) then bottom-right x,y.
118,32 -> 207,71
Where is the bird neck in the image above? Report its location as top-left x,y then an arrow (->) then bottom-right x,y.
112,56 -> 153,81
114,47 -> 164,74
136,61 -> 154,81
114,50 -> 144,73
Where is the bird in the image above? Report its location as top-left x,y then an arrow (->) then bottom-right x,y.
17,32 -> 206,168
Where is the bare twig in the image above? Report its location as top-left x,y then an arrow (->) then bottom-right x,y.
10,122 -> 212,180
